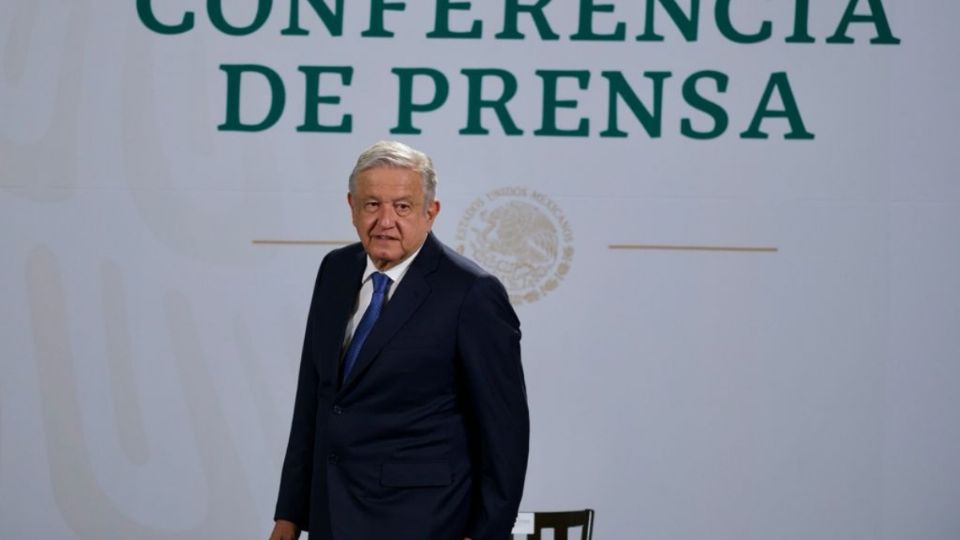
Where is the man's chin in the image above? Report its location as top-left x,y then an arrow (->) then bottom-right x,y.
369,251 -> 402,270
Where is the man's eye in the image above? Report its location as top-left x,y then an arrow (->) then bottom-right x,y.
395,203 -> 411,213
364,202 -> 379,212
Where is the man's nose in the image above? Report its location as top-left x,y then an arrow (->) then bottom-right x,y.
376,204 -> 397,227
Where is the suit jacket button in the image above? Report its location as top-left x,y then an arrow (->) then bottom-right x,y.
332,405 -> 343,415
327,453 -> 339,464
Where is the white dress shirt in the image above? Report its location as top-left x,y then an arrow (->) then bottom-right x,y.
343,242 -> 425,347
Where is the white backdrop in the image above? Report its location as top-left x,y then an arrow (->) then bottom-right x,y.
3,1 -> 959,538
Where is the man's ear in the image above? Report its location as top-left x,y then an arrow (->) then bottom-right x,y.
427,199 -> 440,222
347,192 -> 359,226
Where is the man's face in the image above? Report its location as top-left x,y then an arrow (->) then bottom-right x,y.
349,166 -> 440,271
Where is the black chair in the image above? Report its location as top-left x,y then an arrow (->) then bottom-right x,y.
523,509 -> 595,540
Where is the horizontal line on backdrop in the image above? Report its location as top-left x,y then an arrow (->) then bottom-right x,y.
252,239 -> 353,246
609,244 -> 778,253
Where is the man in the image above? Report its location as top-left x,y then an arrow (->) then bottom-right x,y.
269,141 -> 530,540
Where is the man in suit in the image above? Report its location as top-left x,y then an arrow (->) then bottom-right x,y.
269,141 -> 530,540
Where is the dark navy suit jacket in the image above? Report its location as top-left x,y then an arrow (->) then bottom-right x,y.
274,233 -> 529,539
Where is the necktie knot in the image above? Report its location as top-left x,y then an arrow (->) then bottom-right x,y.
370,272 -> 390,294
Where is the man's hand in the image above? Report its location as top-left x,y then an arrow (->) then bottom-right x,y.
268,519 -> 299,540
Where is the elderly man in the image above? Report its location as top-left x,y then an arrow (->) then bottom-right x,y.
269,141 -> 530,540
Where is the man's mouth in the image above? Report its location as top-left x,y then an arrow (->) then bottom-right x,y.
372,234 -> 398,241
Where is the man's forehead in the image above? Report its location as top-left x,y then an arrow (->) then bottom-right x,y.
355,168 -> 423,191
358,193 -> 417,201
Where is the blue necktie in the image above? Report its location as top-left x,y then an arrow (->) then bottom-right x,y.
342,272 -> 391,384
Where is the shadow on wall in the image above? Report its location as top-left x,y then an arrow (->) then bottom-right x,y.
26,247 -> 258,538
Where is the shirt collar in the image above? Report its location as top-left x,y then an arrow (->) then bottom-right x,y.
361,240 -> 426,285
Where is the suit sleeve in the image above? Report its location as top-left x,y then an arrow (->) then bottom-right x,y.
273,259 -> 327,530
458,274 -> 530,540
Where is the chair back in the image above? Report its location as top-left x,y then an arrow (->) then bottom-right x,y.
525,509 -> 595,540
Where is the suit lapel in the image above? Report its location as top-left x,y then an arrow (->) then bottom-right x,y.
326,247 -> 366,385
339,234 -> 442,393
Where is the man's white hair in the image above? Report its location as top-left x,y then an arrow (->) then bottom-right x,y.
349,140 -> 437,205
